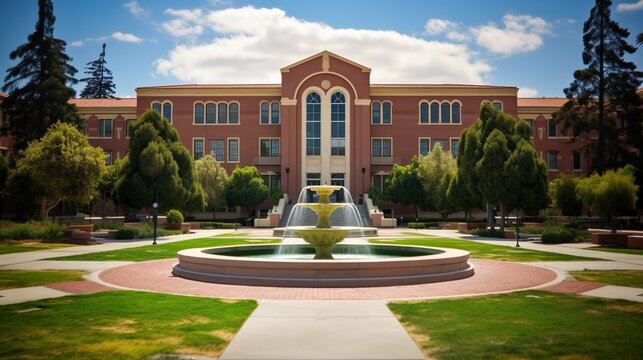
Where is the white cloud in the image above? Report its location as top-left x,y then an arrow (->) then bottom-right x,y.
474,14 -> 551,55
112,32 -> 143,43
518,87 -> 538,97
71,40 -> 84,47
155,7 -> 491,84
446,31 -> 468,42
617,0 -> 643,12
124,1 -> 148,17
425,19 -> 457,35
162,9 -> 205,37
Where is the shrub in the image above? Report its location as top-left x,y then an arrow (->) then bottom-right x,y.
541,228 -> 575,244
200,221 -> 239,229
0,221 -> 64,240
563,219 -> 588,231
471,228 -> 505,238
407,222 -> 425,229
166,209 -> 184,224
115,227 -> 137,240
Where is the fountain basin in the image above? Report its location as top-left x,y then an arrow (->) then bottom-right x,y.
172,244 -> 474,287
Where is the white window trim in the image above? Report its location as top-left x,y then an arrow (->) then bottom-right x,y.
125,119 -> 134,139
372,100 -> 393,125
259,100 -> 280,125
259,137 -> 280,158
547,151 -> 559,171
371,137 -> 393,157
418,101 -> 430,124
98,118 -> 113,139
418,137 -> 431,155
420,100 -> 462,125
192,137 -> 205,159
449,137 -> 460,156
371,100 -> 381,125
193,101 -> 205,125
227,137 -> 240,163
209,139 -> 226,162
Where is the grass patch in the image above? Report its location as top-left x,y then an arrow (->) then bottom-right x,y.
389,290 -> 643,360
0,270 -> 85,290
0,291 -> 255,360
50,236 -> 280,262
371,236 -> 596,261
588,246 -> 643,256
0,241 -> 74,255
570,270 -> 643,288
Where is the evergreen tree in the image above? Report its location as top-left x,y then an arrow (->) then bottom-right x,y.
225,166 -> 268,218
416,143 -> 457,216
195,154 -> 229,220
384,158 -> 427,221
1,0 -> 80,152
79,43 -> 116,99
553,0 -> 642,173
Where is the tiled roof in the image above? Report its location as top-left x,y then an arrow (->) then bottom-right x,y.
517,98 -> 568,107
68,98 -> 136,107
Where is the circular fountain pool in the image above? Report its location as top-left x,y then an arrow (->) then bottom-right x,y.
172,244 -> 474,287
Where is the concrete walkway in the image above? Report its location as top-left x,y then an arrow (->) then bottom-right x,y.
220,300 -> 424,360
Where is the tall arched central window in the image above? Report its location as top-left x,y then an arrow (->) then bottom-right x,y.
330,92 -> 345,155
306,92 -> 321,155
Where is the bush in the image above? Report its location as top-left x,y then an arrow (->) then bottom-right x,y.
0,221 -> 64,240
541,228 -> 575,244
200,221 -> 239,229
407,222 -> 425,229
166,209 -> 184,224
563,219 -> 588,231
115,227 -> 137,240
471,228 -> 505,238
114,222 -> 181,240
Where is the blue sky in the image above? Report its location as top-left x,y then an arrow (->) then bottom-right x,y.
2,0 -> 642,98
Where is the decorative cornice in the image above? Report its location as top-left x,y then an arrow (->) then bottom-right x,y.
281,98 -> 297,106
136,86 -> 281,97
369,85 -> 518,97
354,99 -> 371,106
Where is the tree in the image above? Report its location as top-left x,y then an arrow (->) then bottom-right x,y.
195,154 -> 229,220
416,143 -> 457,216
384,158 -> 426,220
1,0 -> 80,151
0,154 -> 9,219
10,122 -> 105,220
553,0 -> 642,173
116,110 -> 205,212
449,127 -> 483,219
550,174 -> 583,216
225,166 -> 268,218
503,139 -> 549,214
79,43 -> 116,99
578,167 -> 638,232
476,129 -> 511,230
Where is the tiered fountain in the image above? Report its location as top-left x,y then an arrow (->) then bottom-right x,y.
173,185 -> 474,287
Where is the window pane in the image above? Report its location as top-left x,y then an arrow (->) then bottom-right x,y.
420,102 -> 429,124
162,103 -> 172,123
218,103 -> 228,124
260,102 -> 269,124
271,139 -> 280,157
492,102 -> 502,110
452,102 -> 461,124
450,138 -> 459,157
382,139 -> 391,157
441,102 -> 450,123
229,103 -> 239,124
331,92 -> 345,156
99,119 -> 112,137
372,139 -> 381,157
548,152 -> 557,170
430,102 -> 439,123
260,139 -> 270,157
306,92 -> 321,155
372,102 -> 381,124
194,103 -> 204,124
209,139 -> 224,162
420,139 -> 429,155
271,102 -> 280,124
228,139 -> 239,162
572,151 -> 581,170
152,102 -> 161,114
194,139 -> 204,159
382,102 -> 391,124
548,119 -> 557,137
206,104 -> 216,124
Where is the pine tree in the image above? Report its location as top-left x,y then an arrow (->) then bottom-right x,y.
1,0 -> 80,152
553,0 -> 642,173
79,43 -> 116,99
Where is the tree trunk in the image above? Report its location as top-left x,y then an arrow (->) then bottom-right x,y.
499,203 -> 506,232
487,203 -> 494,230
40,197 -> 60,222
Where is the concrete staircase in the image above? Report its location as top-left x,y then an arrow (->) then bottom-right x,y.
278,204 -> 294,227
356,204 -> 372,227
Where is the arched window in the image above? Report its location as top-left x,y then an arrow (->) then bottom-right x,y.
206,103 -> 216,124
382,101 -> 392,124
218,103 -> 228,124
260,102 -> 269,124
194,103 -> 204,124
162,102 -> 172,123
452,102 -> 461,124
271,102 -> 280,124
229,103 -> 239,124
152,102 -> 162,114
420,102 -> 429,124
492,101 -> 503,110
430,102 -> 439,124
371,101 -> 381,124
441,102 -> 450,124
306,92 -> 321,155
330,92 -> 346,155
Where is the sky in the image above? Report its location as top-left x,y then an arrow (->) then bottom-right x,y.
1,0 -> 642,98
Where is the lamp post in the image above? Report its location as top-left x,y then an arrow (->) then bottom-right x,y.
515,209 -> 522,248
152,202 -> 158,245
361,167 -> 366,195
285,167 -> 290,200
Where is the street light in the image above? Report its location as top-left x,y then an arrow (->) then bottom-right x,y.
361,167 -> 366,194
285,167 -> 290,200
152,202 -> 158,245
515,209 -> 522,248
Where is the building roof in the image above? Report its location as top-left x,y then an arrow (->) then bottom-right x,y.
281,50 -> 371,73
517,98 -> 568,107
69,98 -> 137,107
136,84 -> 281,90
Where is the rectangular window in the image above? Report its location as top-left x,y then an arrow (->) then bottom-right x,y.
372,138 -> 392,157
419,138 -> 430,155
572,151 -> 581,170
99,119 -> 112,138
260,138 -> 280,157
331,173 -> 345,186
206,103 -> 216,124
271,102 -> 280,124
433,139 -> 446,151
372,174 -> 387,195
306,173 -> 321,186
229,103 -> 239,124
209,139 -> 225,162
227,138 -> 239,162
104,151 -> 113,165
524,119 -> 534,138
125,119 -> 133,138
548,119 -> 557,138
262,174 -> 281,192
548,151 -> 558,170
193,139 -> 204,159
306,100 -> 321,155
450,138 -> 459,157
492,101 -> 502,110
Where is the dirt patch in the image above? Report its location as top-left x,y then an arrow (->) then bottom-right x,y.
172,316 -> 212,326
94,319 -> 138,334
211,329 -> 235,342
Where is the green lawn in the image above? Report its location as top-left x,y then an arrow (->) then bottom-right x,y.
371,237 -> 596,261
50,236 -> 280,261
0,241 -> 74,255
570,270 -> 643,288
0,291 -> 256,360
0,270 -> 85,290
389,291 -> 643,360
588,246 -> 643,256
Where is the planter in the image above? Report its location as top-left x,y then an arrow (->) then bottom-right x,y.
166,223 -> 191,234
457,222 -> 487,233
627,236 -> 643,249
65,224 -> 94,233
504,231 -> 515,239
591,233 -> 628,247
